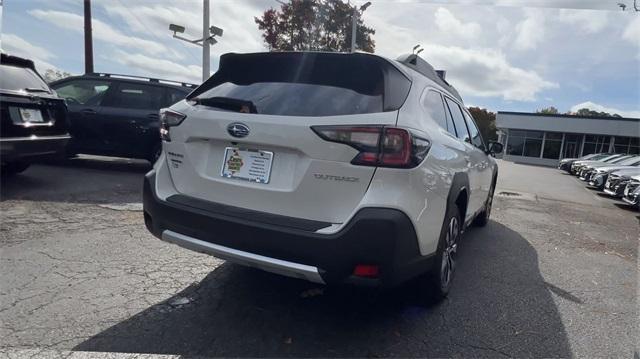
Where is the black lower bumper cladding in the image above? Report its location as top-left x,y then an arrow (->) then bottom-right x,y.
142,171 -> 434,287
0,136 -> 69,162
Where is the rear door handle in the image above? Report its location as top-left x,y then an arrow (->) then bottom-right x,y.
147,114 -> 159,120
81,109 -> 96,115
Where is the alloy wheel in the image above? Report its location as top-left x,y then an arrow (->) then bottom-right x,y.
440,216 -> 459,290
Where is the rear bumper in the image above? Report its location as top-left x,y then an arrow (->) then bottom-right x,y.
0,134 -> 70,162
143,170 -> 434,287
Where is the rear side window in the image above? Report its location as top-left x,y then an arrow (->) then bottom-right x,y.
463,110 -> 485,150
108,83 -> 163,110
165,87 -> 190,107
444,97 -> 471,142
53,80 -> 112,106
0,64 -> 50,92
422,90 -> 448,130
190,52 -> 411,117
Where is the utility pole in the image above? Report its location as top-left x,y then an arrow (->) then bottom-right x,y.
202,0 -> 210,81
83,0 -> 94,74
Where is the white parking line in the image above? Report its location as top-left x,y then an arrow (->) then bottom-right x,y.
1,349 -> 179,359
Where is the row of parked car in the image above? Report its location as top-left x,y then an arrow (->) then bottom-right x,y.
0,53 -> 194,176
558,153 -> 640,210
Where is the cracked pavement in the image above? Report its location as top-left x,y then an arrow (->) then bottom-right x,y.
0,157 -> 637,357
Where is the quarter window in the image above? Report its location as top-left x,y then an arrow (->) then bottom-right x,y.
422,90 -> 448,130
444,97 -> 470,142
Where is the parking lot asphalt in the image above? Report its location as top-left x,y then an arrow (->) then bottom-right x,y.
1,156 -> 637,358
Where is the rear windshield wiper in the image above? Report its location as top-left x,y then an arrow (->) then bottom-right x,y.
192,96 -> 258,114
24,88 -> 50,93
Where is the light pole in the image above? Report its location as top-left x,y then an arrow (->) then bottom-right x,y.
350,1 -> 371,52
203,0 -> 210,81
169,0 -> 223,82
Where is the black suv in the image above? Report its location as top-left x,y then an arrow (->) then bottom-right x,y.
50,73 -> 195,163
1,53 -> 70,176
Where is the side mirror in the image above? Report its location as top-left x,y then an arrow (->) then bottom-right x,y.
487,141 -> 503,155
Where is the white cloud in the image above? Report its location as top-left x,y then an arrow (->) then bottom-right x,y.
0,33 -> 59,72
110,51 -> 200,84
558,9 -> 609,34
434,7 -> 482,40
623,16 -> 640,43
28,9 -> 178,57
102,1 -> 265,58
571,101 -> 640,118
421,44 -> 558,101
513,9 -> 545,51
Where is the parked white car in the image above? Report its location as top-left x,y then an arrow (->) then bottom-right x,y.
143,52 -> 503,301
604,170 -> 640,197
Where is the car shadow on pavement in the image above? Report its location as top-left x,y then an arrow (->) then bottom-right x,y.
0,157 -> 149,204
74,221 -> 572,357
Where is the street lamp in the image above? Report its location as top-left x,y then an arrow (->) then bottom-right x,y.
169,1 -> 224,81
350,1 -> 372,52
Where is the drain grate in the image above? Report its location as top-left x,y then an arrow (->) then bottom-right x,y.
498,191 -> 521,197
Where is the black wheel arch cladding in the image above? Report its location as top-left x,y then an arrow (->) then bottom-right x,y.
442,172 -> 469,235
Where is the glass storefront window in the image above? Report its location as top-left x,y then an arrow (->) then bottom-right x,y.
563,134 -> 582,158
581,135 -> 610,156
543,132 -> 563,159
507,130 -> 543,157
613,136 -> 640,154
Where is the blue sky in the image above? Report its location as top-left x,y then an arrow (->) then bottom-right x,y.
1,0 -> 639,117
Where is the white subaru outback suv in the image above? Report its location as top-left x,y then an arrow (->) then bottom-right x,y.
143,52 -> 503,300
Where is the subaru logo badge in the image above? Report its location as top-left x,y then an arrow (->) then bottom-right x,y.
227,123 -> 250,138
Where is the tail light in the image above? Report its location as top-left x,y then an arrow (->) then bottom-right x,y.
159,108 -> 186,142
311,125 -> 430,168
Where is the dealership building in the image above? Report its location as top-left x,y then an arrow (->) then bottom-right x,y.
496,112 -> 640,166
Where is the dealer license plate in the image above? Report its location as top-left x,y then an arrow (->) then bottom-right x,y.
18,108 -> 45,123
221,147 -> 273,184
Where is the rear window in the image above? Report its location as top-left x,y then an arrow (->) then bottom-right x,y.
189,52 -> 411,117
0,64 -> 50,92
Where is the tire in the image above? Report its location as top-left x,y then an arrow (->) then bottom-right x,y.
417,203 -> 461,303
1,161 -> 30,177
473,180 -> 495,227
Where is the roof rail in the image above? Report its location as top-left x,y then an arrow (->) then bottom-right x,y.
396,54 -> 462,102
88,72 -> 197,88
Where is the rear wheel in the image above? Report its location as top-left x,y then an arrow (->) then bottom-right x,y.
418,204 -> 461,303
1,161 -> 30,177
